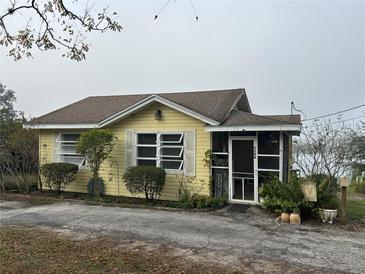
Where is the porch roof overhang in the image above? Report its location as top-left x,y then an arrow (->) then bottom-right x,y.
205,110 -> 301,133
205,124 -> 301,132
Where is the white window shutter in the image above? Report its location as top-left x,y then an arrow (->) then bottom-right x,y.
125,130 -> 135,170
183,131 -> 196,177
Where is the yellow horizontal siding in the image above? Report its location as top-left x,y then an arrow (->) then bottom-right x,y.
39,102 -> 211,200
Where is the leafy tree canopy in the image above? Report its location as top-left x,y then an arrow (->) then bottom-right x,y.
1,83 -> 17,122
77,129 -> 117,196
0,83 -> 24,144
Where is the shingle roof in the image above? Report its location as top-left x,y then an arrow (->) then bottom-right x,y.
33,89 -> 244,125
222,110 -> 301,126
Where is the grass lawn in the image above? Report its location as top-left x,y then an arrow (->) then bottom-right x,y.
0,226 -> 227,274
347,191 -> 365,223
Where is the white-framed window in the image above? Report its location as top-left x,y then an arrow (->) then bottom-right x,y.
55,133 -> 86,168
257,131 -> 284,184
257,131 -> 280,173
136,132 -> 184,172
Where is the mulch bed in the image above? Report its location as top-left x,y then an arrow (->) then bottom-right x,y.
0,191 -> 219,213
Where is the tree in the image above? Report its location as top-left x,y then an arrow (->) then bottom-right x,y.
348,122 -> 365,164
0,83 -> 23,144
76,129 -> 117,196
0,83 -> 17,121
2,126 -> 40,193
0,85 -> 39,193
0,0 -> 122,61
293,120 -> 354,183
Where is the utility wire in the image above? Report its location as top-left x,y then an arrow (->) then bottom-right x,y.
302,104 -> 365,122
189,0 -> 199,21
302,115 -> 365,129
154,0 -> 199,21
154,0 -> 171,20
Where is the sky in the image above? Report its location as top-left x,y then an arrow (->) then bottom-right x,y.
0,0 -> 364,126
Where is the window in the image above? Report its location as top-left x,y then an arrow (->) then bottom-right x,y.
257,131 -> 280,172
258,132 -> 279,155
136,133 -> 157,167
136,132 -> 184,171
258,171 -> 279,189
56,133 -> 86,167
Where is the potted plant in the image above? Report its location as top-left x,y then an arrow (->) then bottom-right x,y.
318,198 -> 338,224
290,207 -> 301,225
317,178 -> 339,224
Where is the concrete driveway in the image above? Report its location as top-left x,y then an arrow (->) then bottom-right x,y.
1,200 -> 364,273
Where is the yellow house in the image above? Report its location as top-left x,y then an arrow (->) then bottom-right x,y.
31,89 -> 301,204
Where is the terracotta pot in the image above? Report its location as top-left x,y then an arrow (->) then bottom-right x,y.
290,213 -> 301,225
281,212 -> 290,223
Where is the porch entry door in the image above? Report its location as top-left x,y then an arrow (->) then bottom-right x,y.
229,137 -> 258,204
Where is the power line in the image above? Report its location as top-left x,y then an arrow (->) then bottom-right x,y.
154,0 -> 199,21
302,104 -> 365,122
189,0 -> 199,21
302,115 -> 365,129
154,0 -> 171,20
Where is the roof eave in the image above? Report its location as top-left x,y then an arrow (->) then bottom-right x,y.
205,124 -> 302,132
24,123 -> 99,129
27,95 -> 221,129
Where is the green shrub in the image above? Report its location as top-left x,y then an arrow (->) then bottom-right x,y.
123,166 -> 166,202
314,175 -> 339,209
259,176 -> 307,213
40,163 -> 78,194
87,177 -> 105,196
260,175 -> 340,219
352,179 -> 365,195
178,189 -> 226,209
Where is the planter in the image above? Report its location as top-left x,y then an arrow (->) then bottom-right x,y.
319,208 -> 337,224
290,213 -> 301,225
281,212 -> 290,223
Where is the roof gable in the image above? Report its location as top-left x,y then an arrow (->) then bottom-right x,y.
32,89 -> 245,127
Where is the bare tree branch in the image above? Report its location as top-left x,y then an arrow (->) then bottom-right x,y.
0,0 -> 122,61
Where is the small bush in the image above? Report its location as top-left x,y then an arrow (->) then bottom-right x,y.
260,175 -> 340,219
40,163 -> 78,194
179,189 -> 226,209
352,179 -> 365,195
316,180 -> 338,209
0,175 -> 39,193
259,176 -> 314,216
87,177 -> 105,196
123,166 -> 166,202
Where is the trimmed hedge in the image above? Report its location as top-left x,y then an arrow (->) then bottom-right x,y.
123,166 -> 166,202
40,163 -> 78,194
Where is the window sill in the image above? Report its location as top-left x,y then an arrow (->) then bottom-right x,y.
165,169 -> 184,175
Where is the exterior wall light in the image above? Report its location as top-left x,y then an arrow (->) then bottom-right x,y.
155,109 -> 162,120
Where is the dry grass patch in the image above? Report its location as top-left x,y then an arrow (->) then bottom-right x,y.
0,226 -> 229,274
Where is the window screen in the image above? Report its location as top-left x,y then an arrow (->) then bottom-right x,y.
258,156 -> 279,170
258,132 -> 279,155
